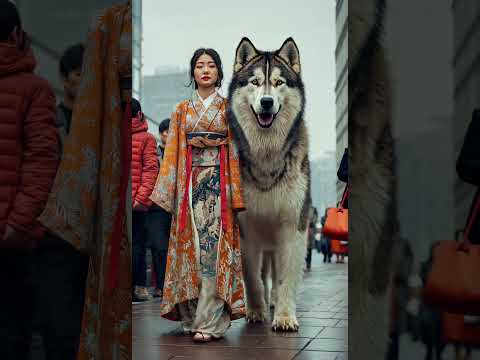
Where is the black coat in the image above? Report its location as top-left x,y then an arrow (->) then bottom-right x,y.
456,109 -> 480,244
337,148 -> 348,209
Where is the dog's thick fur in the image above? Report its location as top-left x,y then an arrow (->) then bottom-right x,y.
349,0 -> 400,358
227,37 -> 311,331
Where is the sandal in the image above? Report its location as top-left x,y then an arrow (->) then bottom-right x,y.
193,332 -> 212,342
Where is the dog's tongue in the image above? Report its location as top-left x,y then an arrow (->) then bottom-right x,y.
258,113 -> 274,126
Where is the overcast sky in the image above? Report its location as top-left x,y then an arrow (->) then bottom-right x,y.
142,0 -> 337,160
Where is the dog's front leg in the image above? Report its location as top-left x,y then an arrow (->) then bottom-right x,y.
241,228 -> 268,323
272,227 -> 305,331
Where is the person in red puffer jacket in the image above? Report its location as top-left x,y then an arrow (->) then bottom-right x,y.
131,98 -> 159,303
0,1 -> 59,359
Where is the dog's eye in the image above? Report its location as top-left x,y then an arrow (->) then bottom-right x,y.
251,79 -> 259,86
276,80 -> 284,86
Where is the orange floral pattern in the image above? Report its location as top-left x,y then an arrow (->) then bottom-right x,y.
150,92 -> 246,321
38,3 -> 131,359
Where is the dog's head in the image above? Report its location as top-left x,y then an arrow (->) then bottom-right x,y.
228,37 -> 305,155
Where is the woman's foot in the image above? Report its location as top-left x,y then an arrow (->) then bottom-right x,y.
193,332 -> 213,342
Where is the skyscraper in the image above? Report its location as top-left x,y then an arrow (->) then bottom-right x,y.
133,0 -> 142,101
335,0 -> 348,201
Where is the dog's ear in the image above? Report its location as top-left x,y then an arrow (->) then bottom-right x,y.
276,37 -> 301,74
234,37 -> 259,72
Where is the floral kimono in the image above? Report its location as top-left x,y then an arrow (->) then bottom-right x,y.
38,3 -> 132,359
150,90 -> 246,336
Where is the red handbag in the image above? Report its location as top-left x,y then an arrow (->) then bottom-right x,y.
322,185 -> 348,241
423,195 -> 480,315
442,312 -> 480,345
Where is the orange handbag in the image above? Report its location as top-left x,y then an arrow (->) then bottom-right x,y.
322,185 -> 348,241
423,196 -> 480,315
442,312 -> 480,345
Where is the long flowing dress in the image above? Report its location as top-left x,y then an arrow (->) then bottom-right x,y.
149,90 -> 246,337
38,3 -> 132,359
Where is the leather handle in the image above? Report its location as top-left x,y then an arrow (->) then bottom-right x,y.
459,195 -> 480,250
339,184 -> 349,209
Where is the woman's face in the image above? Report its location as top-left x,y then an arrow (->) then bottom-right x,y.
194,53 -> 218,90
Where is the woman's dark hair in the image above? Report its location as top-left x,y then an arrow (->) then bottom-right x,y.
60,43 -> 85,78
158,118 -> 170,133
187,48 -> 223,89
0,0 -> 21,42
131,98 -> 143,120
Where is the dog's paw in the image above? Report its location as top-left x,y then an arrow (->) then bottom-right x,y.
272,314 -> 299,332
246,309 -> 267,323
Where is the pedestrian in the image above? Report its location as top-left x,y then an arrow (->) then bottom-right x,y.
305,206 -> 318,270
57,43 -> 84,148
337,147 -> 348,208
331,147 -> 349,263
145,117 -> 172,299
0,2 -> 60,359
31,42 -> 90,360
38,2 -> 133,359
131,98 -> 159,302
319,214 -> 332,263
387,238 -> 416,360
149,47 -> 246,342
451,107 -> 480,359
456,108 -> 479,244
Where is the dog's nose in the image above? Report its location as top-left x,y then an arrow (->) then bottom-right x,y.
260,96 -> 274,110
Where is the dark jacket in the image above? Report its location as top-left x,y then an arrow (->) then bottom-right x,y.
337,148 -> 348,182
0,38 -> 59,239
456,109 -> 480,244
337,148 -> 349,209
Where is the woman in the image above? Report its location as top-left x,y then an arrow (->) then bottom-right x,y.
331,147 -> 349,263
38,2 -> 132,359
150,48 -> 246,342
452,108 -> 480,359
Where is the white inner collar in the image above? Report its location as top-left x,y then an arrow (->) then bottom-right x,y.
197,89 -> 217,109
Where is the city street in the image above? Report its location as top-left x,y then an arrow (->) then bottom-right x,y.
133,253 -> 348,360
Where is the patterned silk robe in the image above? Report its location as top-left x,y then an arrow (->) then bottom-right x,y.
38,3 -> 132,359
150,92 -> 246,322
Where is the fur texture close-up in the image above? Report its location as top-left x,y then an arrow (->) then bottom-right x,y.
349,0 -> 400,358
227,37 -> 311,332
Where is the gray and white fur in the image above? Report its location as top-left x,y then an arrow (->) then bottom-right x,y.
227,37 -> 311,331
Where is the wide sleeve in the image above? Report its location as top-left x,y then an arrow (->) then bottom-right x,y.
37,11 -> 107,252
7,81 -> 59,238
149,107 -> 181,213
227,128 -> 246,211
135,134 -> 159,206
456,109 -> 480,186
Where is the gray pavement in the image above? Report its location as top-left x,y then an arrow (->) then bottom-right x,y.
133,251 -> 348,360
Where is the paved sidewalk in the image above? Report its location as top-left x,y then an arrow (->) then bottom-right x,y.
133,252 -> 348,360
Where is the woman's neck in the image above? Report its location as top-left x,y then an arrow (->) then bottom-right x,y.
197,86 -> 216,100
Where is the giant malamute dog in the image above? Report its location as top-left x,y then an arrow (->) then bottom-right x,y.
349,0 -> 399,358
227,37 -> 311,331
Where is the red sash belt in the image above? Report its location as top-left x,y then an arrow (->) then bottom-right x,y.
107,102 -> 132,293
179,144 -> 228,233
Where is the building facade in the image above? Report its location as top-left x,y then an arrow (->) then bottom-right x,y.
132,0 -> 142,101
335,0 -> 348,201
142,68 -> 192,141
452,0 -> 480,234
12,0 -> 119,98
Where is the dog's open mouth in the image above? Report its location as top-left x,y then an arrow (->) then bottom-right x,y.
251,105 -> 281,128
